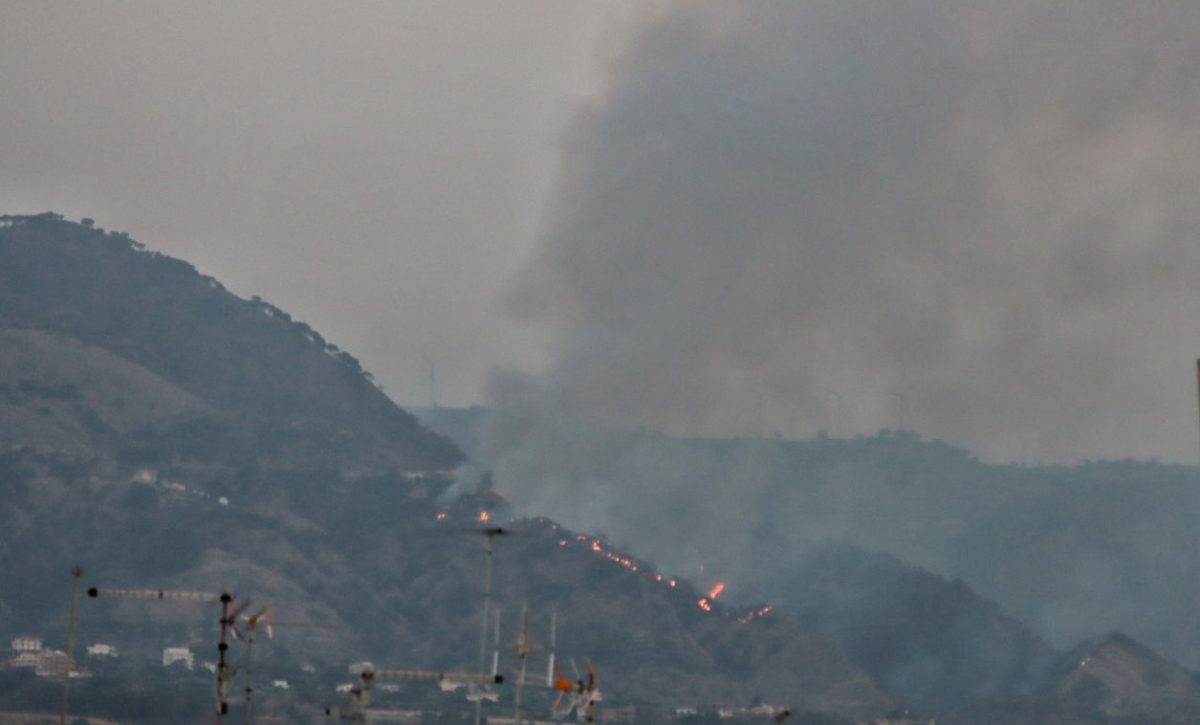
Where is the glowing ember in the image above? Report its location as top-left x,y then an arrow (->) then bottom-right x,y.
708,582 -> 726,600
737,605 -> 775,624
697,598 -> 712,612
591,540 -> 602,552
655,575 -> 663,582
669,579 -> 677,588
558,539 -> 567,546
435,512 -> 447,521
479,511 -> 489,522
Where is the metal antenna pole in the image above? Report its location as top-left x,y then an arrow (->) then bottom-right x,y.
216,593 -> 233,724
475,533 -> 494,725
243,627 -> 257,725
59,565 -> 82,725
513,603 -> 529,725
546,613 -> 556,688
492,608 -> 502,677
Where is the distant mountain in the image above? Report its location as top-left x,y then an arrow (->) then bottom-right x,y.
0,214 -> 890,722
952,633 -> 1200,724
768,544 -> 1055,715
1052,634 -> 1200,722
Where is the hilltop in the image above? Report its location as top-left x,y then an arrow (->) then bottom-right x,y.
0,212 -> 459,473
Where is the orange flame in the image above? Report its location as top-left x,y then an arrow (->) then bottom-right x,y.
708,582 -> 726,600
737,605 -> 774,624
591,540 -> 602,552
435,512 -> 447,521
697,598 -> 712,612
479,511 -> 489,522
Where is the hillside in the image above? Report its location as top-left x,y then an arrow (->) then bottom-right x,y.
417,407 -> 1058,715
951,634 -> 1200,724
415,407 -> 1200,719
0,212 -> 460,473
0,214 -> 890,722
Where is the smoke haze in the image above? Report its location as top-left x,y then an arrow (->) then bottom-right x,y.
500,1 -> 1200,466
472,0 -> 1200,671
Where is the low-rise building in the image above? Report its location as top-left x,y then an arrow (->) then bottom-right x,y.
87,643 -> 118,658
162,646 -> 195,669
35,649 -> 68,678
11,636 -> 43,652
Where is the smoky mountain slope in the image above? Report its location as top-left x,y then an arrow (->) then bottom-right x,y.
416,406 -> 1200,669
0,214 -> 891,722
416,405 -> 1200,719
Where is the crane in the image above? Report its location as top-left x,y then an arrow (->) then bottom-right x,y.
87,585 -> 241,723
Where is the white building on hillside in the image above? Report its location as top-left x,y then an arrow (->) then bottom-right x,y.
163,646 -> 194,669
11,636 -> 42,652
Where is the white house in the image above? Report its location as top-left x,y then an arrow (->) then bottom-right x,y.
11,636 -> 42,652
162,646 -> 195,669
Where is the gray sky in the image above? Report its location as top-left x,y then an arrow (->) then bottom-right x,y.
4,2 -> 1200,464
0,1 -> 635,406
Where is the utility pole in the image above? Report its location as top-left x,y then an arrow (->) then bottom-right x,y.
59,565 -> 82,725
475,529 -> 498,725
513,603 -> 529,725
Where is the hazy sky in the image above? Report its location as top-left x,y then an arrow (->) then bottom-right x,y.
0,1 -> 633,405
4,2 -> 1200,463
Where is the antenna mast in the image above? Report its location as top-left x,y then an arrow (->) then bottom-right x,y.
59,566 -> 82,725
475,530 -> 497,725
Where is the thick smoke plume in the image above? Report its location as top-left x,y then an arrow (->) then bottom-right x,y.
472,1 -> 1200,673
501,1 -> 1200,466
